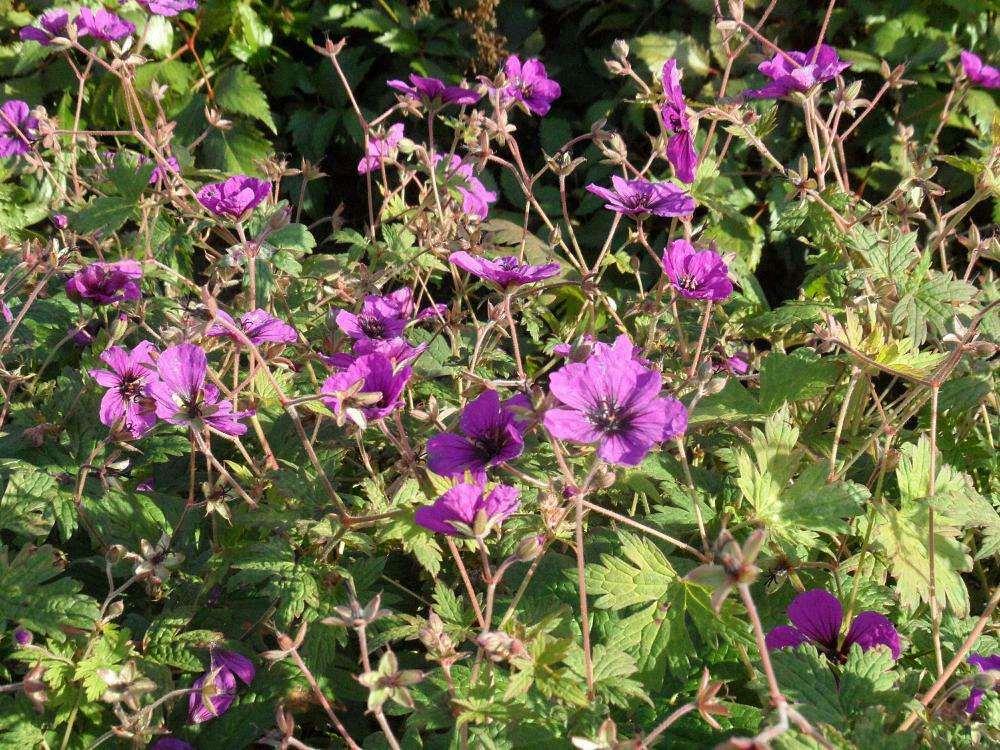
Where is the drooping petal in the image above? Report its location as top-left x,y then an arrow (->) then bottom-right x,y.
785,589 -> 843,650
426,433 -> 485,478
765,625 -> 809,651
212,649 -> 255,685
843,611 -> 901,660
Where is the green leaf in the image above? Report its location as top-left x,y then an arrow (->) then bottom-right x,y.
758,350 -> 840,412
215,65 -> 277,134
0,463 -> 56,538
68,196 -> 136,235
0,545 -> 99,637
585,532 -> 677,610
839,644 -> 898,712
202,122 -> 273,174
769,645 -> 844,726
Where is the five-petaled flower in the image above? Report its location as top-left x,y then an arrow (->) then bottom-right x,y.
196,175 -> 271,219
661,239 -> 734,301
19,10 -> 69,45
765,588 -> 901,661
960,51 -> 1000,89
427,390 -> 531,479
414,481 -> 520,537
660,59 -> 698,184
586,176 -> 695,219
66,260 -> 144,305
744,44 -> 850,100
449,251 -> 560,289
966,653 -> 1000,715
359,123 -> 405,174
148,343 -> 250,435
89,341 -> 160,438
335,291 -> 411,342
388,74 -> 482,106
0,100 -> 38,158
208,309 -> 298,346
501,55 -> 562,116
188,649 -> 255,724
75,8 -> 135,42
321,353 -> 412,423
543,335 -> 688,466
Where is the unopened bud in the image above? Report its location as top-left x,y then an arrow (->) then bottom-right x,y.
514,534 -> 545,562
611,39 -> 629,61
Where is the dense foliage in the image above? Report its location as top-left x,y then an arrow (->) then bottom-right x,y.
1,1 -> 999,748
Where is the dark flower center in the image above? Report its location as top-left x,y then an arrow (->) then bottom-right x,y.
678,273 -> 700,291
472,428 -> 510,461
497,257 -> 520,271
117,373 -> 144,402
622,192 -> 652,212
358,314 -> 387,339
587,399 -> 629,435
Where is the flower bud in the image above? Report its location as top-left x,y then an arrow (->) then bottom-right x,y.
611,39 -> 630,61
514,534 -> 545,562
13,627 -> 32,646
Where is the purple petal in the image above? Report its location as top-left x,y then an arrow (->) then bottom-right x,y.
786,589 -> 843,650
843,611 -> 901,660
765,625 -> 809,651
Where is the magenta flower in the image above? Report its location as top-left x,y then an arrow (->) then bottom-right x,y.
150,738 -> 195,750
966,653 -> 1000,714
196,175 -> 270,219
660,59 -> 698,184
66,260 -> 143,305
52,213 -> 68,230
717,353 -> 750,376
140,155 -> 180,184
89,341 -> 160,438
13,628 -> 33,646
765,589 -> 901,662
359,123 -> 405,174
188,649 -> 254,724
321,337 -> 427,370
543,336 -> 687,466
449,251 -> 560,289
586,176 -> 694,219
147,343 -> 249,436
388,74 -> 481,106
960,51 -> 1000,89
0,100 -> 38,158
501,55 -> 561,116
76,8 -> 135,42
745,45 -> 850,100
321,353 -> 412,422
414,481 -> 520,537
19,9 -> 69,45
427,390 -> 531,479
661,239 -> 733,301
437,155 -> 497,220
335,292 -> 410,342
208,309 -> 297,346
138,0 -> 198,17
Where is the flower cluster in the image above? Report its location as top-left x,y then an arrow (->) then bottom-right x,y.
90,341 -> 250,438
321,287 -> 433,424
